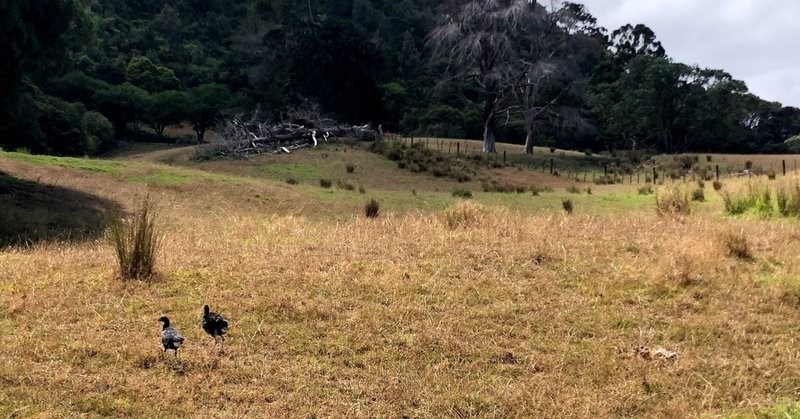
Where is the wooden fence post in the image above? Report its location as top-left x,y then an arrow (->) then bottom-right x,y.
716,165 -> 719,180
783,160 -> 787,176
503,150 -> 507,165
457,142 -> 460,155
550,158 -> 554,175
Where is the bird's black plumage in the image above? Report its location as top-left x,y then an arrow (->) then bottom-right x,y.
201,305 -> 229,344
159,316 -> 185,357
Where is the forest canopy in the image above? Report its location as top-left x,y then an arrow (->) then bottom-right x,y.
0,0 -> 798,156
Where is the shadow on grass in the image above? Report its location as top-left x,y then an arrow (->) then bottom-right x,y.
0,171 -> 123,247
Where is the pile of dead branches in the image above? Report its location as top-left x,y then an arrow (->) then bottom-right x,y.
196,111 -> 381,159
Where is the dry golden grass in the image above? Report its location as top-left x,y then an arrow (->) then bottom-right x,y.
3,149 -> 800,416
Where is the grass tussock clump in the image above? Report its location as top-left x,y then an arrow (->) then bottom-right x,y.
567,185 -> 581,194
319,178 -> 332,188
720,230 -> 752,260
106,197 -> 161,280
337,180 -> 356,191
442,200 -> 483,229
452,188 -> 473,199
364,199 -> 380,218
561,198 -> 574,214
691,188 -> 705,202
713,180 -> 723,190
638,185 -> 654,195
285,177 -> 299,185
655,186 -> 691,216
346,164 -> 356,174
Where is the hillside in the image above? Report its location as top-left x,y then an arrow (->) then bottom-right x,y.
2,144 -> 800,416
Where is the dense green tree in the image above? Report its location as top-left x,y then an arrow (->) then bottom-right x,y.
289,19 -> 384,124
187,83 -> 232,143
93,83 -> 151,136
0,0 -> 78,148
83,111 -> 115,153
149,90 -> 188,139
126,56 -> 180,93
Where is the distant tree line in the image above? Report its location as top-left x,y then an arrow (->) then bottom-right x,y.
1,0 -> 798,156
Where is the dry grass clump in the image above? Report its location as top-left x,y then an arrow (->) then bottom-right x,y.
655,186 -> 691,216
441,200 -> 483,229
364,199 -> 380,218
720,230 -> 753,260
106,196 -> 161,280
561,198 -> 574,214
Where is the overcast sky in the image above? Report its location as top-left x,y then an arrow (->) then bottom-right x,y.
576,0 -> 800,108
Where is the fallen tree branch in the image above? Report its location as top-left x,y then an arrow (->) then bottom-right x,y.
195,113 -> 381,159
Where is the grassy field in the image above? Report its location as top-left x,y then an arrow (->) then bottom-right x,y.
2,142 -> 800,417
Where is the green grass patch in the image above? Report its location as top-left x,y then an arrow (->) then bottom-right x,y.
254,163 -> 324,183
2,151 -> 126,175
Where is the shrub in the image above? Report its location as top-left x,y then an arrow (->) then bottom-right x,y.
721,231 -> 752,260
706,155 -> 712,162
713,180 -> 723,191
319,179 -> 332,188
562,198 -> 573,214
452,188 -> 473,199
721,191 -> 755,215
337,180 -> 355,191
638,185 -> 654,195
286,177 -> 299,185
776,182 -> 800,217
745,160 -> 754,170
567,185 -> 581,194
697,180 -> 705,189
594,175 -> 616,185
767,170 -> 776,180
364,199 -> 380,218
585,187 -> 592,195
107,197 -> 161,280
691,188 -> 705,202
358,186 -> 366,194
655,187 -> 691,216
442,201 -> 482,229
346,164 -> 356,174
515,186 -> 527,194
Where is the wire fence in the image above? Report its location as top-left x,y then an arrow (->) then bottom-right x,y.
383,134 -> 799,185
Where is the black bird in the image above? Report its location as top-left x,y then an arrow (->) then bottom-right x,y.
159,316 -> 185,357
201,305 -> 229,349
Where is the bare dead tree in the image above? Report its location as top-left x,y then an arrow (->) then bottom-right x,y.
429,0 -> 541,153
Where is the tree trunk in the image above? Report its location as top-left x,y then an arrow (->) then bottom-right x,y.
524,128 -> 535,154
154,123 -> 165,139
195,125 -> 206,144
482,93 -> 497,153
483,119 -> 497,153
